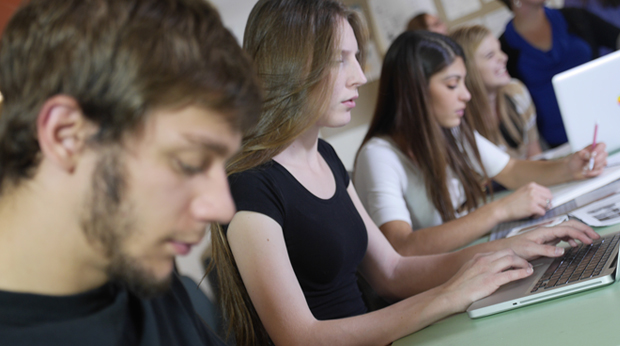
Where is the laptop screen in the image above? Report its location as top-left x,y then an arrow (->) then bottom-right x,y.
552,50 -> 620,154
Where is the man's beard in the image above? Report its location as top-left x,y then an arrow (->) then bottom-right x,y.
80,149 -> 172,298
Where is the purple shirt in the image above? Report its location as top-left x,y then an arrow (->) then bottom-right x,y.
564,0 -> 620,55
564,0 -> 620,27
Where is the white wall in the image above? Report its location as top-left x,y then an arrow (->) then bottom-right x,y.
210,0 -> 257,43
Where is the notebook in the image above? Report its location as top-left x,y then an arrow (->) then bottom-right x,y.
548,163 -> 620,208
467,230 -> 620,318
553,49 -> 620,154
489,165 -> 620,241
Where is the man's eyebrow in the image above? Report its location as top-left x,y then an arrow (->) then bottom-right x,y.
183,134 -> 232,156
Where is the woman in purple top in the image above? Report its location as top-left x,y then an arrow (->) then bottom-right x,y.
564,0 -> 620,28
497,0 -> 620,147
564,0 -> 620,55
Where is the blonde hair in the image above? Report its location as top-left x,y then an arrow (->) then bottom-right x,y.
451,25 -> 524,148
209,1 -> 368,345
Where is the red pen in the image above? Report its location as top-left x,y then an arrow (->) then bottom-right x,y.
589,121 -> 598,170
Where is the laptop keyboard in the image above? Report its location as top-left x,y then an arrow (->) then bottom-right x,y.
530,234 -> 620,293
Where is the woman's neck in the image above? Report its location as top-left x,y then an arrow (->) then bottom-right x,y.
273,125 -> 321,168
512,4 -> 547,33
512,5 -> 551,51
272,124 -> 337,200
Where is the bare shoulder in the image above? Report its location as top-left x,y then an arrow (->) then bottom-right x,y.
227,211 -> 282,242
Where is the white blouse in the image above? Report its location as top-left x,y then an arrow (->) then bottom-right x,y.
354,132 -> 510,230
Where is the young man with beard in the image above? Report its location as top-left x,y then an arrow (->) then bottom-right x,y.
0,0 -> 261,345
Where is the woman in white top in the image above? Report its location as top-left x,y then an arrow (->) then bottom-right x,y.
354,31 -> 606,256
451,24 -> 542,159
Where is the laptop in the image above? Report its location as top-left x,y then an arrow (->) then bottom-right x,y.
553,49 -> 620,154
467,230 -> 620,318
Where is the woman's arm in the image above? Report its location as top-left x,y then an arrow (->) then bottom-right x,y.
227,185 -> 598,345
227,204 -> 536,345
379,181 -> 551,256
494,142 -> 607,189
352,181 -> 599,299
526,140 -> 543,158
356,137 -> 553,256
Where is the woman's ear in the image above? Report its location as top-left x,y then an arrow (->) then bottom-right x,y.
37,95 -> 93,173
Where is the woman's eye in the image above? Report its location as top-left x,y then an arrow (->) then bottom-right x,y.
447,84 -> 457,90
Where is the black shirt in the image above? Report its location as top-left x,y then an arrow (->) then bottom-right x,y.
228,139 -> 368,320
0,274 -> 225,346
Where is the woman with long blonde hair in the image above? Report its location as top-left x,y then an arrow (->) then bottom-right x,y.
451,25 -> 542,159
210,1 -> 600,345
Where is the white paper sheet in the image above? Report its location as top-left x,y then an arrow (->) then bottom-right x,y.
549,165 -> 620,208
506,215 -> 569,238
570,193 -> 620,227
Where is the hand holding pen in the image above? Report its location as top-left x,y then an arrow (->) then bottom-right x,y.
566,124 -> 607,180
588,122 -> 598,171
568,122 -> 607,179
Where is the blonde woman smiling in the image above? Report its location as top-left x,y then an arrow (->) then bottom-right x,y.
452,25 -> 542,159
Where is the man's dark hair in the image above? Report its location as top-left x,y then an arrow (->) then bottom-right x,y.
0,0 -> 261,192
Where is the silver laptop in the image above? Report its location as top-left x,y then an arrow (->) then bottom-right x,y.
553,49 -> 620,154
467,230 -> 620,318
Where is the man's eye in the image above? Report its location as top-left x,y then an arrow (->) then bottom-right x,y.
175,158 -> 209,175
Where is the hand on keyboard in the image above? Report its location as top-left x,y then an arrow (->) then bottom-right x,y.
439,248 -> 534,311
500,219 -> 600,260
531,233 -> 620,292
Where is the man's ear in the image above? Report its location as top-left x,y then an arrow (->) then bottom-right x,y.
37,95 -> 93,173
